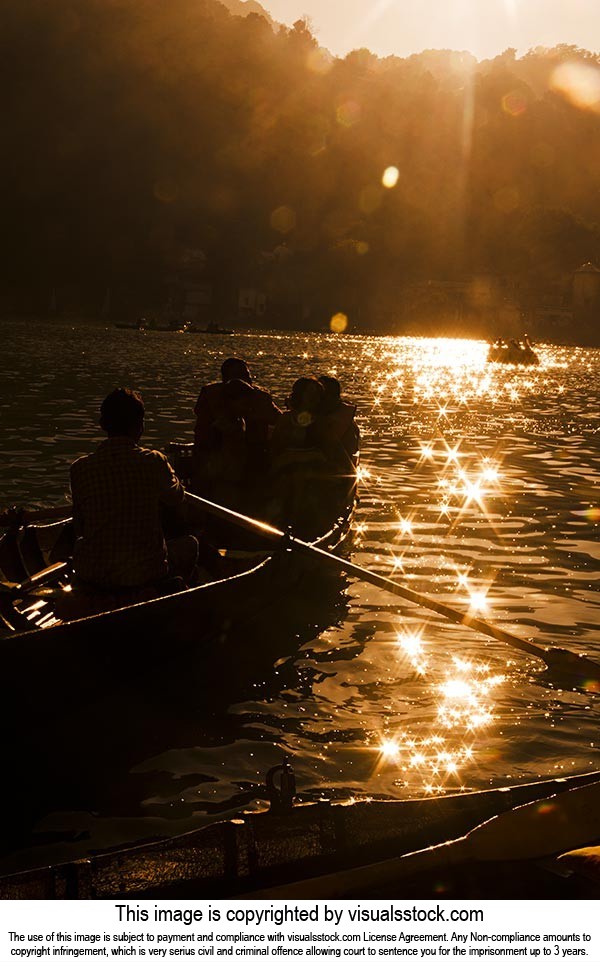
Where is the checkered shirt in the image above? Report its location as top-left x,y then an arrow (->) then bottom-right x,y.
70,437 -> 184,588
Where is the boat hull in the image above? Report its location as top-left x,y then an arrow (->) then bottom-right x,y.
1,504 -> 354,714
0,770 -> 598,899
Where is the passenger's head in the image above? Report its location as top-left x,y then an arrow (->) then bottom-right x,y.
221,357 -> 252,384
100,388 -> 145,439
287,376 -> 324,423
318,375 -> 341,413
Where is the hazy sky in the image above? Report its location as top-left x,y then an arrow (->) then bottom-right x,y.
260,0 -> 600,61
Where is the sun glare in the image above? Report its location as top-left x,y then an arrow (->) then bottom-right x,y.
396,628 -> 428,673
552,61 -> 600,114
379,738 -> 401,759
352,335 -> 563,802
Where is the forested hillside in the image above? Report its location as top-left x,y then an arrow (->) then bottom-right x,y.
2,0 -> 599,333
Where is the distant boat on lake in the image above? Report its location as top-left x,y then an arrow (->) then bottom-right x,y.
487,336 -> 539,366
115,319 -> 233,334
187,323 -> 233,335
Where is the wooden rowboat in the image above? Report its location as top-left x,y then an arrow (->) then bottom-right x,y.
0,768 -> 598,899
0,483 -> 356,714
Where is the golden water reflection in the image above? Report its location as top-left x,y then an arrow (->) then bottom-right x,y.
359,338 -> 567,793
374,654 -> 506,792
2,325 -> 599,829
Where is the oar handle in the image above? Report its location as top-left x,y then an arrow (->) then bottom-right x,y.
184,492 -> 286,541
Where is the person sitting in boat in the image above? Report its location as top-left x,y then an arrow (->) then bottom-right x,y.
271,376 -> 324,454
194,357 -> 280,451
507,338 -> 524,363
487,338 -> 507,362
192,357 -> 281,508
70,388 -> 198,590
521,334 -> 539,364
316,375 -> 359,461
269,377 -> 336,534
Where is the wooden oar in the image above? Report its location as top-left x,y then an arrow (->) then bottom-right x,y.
4,493 -> 597,682
184,492 -> 600,684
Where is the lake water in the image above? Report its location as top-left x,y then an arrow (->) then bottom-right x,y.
1,319 -> 599,875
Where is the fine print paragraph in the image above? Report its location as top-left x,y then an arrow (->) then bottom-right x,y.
1,902 -> 598,962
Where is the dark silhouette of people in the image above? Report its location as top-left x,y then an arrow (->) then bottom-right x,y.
271,376 -> 324,454
488,336 -> 538,365
70,388 -> 198,589
192,357 -> 281,509
316,375 -> 360,461
268,376 -> 327,532
521,335 -> 538,363
268,375 -> 356,535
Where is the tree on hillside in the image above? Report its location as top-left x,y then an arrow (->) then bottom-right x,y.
1,0 -> 599,333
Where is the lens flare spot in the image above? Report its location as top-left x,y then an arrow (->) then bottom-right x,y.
502,90 -> 528,117
382,166 -> 399,188
330,312 -> 349,334
337,100 -> 361,127
270,205 -> 296,234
